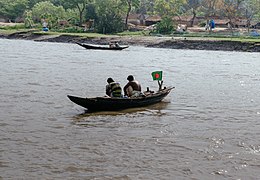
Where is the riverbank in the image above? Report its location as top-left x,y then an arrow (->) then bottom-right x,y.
1,30 -> 260,52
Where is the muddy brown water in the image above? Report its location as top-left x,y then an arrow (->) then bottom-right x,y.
0,39 -> 260,179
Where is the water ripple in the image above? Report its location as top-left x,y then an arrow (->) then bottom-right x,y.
1,39 -> 260,179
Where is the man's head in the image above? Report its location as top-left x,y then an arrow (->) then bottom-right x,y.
107,77 -> 114,83
127,75 -> 134,81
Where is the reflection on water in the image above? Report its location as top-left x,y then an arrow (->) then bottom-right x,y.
72,101 -> 171,126
0,39 -> 260,179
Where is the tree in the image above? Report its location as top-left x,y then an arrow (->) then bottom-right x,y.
95,0 -> 125,33
221,0 -> 245,28
85,3 -> 97,21
28,0 -> 43,8
240,0 -> 260,32
60,0 -> 93,26
123,0 -> 140,29
0,0 -> 28,22
252,0 -> 260,20
154,0 -> 185,17
201,0 -> 221,18
152,0 -> 185,33
200,0 -> 222,33
138,0 -> 156,14
185,0 -> 202,27
32,1 -> 66,28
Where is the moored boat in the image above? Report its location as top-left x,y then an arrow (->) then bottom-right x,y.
76,42 -> 129,50
68,87 -> 174,112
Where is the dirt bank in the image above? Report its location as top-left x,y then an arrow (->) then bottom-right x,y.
1,31 -> 260,52
147,39 -> 260,52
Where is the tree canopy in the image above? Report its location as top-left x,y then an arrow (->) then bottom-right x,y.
0,0 -> 260,33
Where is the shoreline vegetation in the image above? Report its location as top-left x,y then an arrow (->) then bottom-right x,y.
1,28 -> 260,52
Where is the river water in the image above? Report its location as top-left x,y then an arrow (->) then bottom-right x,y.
0,38 -> 260,179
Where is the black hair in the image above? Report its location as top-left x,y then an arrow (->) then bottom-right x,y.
107,77 -> 114,83
127,75 -> 134,81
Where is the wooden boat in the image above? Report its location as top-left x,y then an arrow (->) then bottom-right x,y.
76,42 -> 129,50
67,87 -> 174,112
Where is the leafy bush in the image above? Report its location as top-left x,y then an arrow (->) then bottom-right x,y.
199,22 -> 206,27
24,10 -> 34,28
154,16 -> 175,34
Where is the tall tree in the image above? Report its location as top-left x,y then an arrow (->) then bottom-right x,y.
251,0 -> 260,20
0,0 -> 28,22
95,0 -> 125,33
141,0 -> 156,14
32,1 -> 65,28
240,0 -> 260,32
149,0 -> 186,33
221,0 -> 245,28
61,0 -> 93,26
185,0 -> 202,27
153,0 -> 185,31
123,0 -> 140,29
154,0 -> 185,17
201,0 -> 220,18
28,0 -> 43,8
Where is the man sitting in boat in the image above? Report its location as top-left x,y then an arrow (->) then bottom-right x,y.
106,78 -> 122,97
109,42 -> 120,48
124,75 -> 142,97
115,42 -> 120,47
109,42 -> 115,48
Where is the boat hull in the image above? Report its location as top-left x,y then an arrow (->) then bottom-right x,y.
76,43 -> 129,50
68,87 -> 174,112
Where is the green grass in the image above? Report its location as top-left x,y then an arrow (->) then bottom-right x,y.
0,29 -> 29,35
116,31 -> 148,36
33,31 -> 112,38
1,24 -> 259,43
33,29 -> 149,38
0,23 -> 25,30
